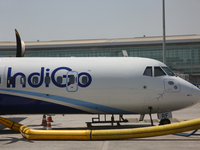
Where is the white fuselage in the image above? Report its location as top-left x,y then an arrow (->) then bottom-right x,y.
0,57 -> 199,115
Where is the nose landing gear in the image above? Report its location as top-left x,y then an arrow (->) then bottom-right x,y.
159,118 -> 171,125
148,108 -> 172,126
157,112 -> 172,125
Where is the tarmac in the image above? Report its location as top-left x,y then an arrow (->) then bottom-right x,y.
0,103 -> 200,150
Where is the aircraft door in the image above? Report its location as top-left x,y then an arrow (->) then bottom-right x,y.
0,66 -> 5,89
66,71 -> 78,92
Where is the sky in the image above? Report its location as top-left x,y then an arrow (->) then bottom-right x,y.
0,0 -> 200,42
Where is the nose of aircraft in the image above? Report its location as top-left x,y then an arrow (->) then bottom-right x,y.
192,86 -> 200,103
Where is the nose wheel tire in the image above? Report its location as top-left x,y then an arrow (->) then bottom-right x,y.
159,119 -> 171,125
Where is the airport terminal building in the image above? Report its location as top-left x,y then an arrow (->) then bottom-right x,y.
1,34 -> 200,84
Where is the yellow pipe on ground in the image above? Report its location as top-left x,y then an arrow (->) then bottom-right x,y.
20,125 -> 91,140
0,117 -> 22,132
91,118 -> 200,140
1,116 -> 200,140
19,118 -> 200,140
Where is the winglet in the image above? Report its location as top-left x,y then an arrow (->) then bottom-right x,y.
15,29 -> 25,57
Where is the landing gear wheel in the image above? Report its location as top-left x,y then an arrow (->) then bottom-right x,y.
159,119 -> 171,125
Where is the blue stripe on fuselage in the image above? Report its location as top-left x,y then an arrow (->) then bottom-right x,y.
0,89 -> 133,114
0,93 -> 87,114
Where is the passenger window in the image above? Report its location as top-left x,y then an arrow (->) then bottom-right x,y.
32,76 -> 38,85
143,67 -> 152,77
8,77 -> 14,84
154,67 -> 166,77
45,76 -> 51,84
82,76 -> 88,84
161,67 -> 175,76
69,76 -> 75,84
20,76 -> 26,84
57,76 -> 63,85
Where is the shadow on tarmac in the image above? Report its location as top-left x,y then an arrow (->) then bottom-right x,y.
132,138 -> 200,141
0,117 -> 27,134
0,137 -> 34,145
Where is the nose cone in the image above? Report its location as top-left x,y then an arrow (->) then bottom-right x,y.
192,86 -> 200,103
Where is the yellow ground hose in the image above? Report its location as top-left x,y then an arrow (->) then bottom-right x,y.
19,118 -> 200,140
91,118 -> 200,140
20,125 -> 91,140
1,116 -> 200,140
0,117 -> 22,132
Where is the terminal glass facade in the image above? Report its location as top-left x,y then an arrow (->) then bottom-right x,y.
1,43 -> 200,76
24,44 -> 200,74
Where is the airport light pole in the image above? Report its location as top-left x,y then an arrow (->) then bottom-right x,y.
163,0 -> 166,64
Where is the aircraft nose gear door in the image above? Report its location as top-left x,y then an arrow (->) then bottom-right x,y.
66,71 -> 78,92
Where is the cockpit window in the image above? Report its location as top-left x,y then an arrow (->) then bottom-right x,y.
154,67 -> 166,77
161,67 -> 175,76
143,66 -> 152,77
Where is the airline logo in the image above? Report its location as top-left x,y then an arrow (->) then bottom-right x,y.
7,67 -> 92,88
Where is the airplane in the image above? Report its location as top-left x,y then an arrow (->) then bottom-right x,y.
0,30 -> 200,126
